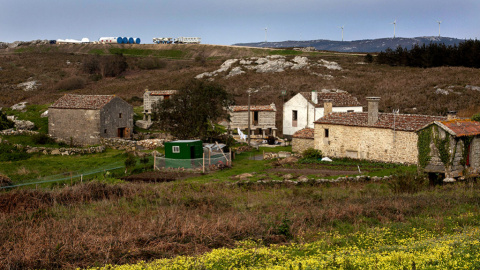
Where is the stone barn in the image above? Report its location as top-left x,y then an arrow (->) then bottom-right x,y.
416,116 -> 480,181
292,128 -> 314,153
228,103 -> 277,138
49,94 -> 133,145
314,97 -> 445,164
142,89 -> 178,122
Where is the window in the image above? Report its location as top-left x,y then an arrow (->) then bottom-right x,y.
292,110 -> 298,127
324,128 -> 329,138
104,129 -> 107,134
172,146 -> 180,153
119,113 -> 122,118
347,110 -> 354,113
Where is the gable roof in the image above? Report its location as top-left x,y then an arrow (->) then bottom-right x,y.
315,112 -> 446,132
424,119 -> 480,137
50,94 -> 116,110
231,103 -> 276,112
293,128 -> 314,139
148,90 -> 178,96
299,91 -> 361,107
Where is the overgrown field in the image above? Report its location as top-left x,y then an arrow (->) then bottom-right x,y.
2,175 -> 480,269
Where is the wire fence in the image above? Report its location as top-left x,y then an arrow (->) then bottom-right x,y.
1,161 -> 125,189
154,152 -> 232,172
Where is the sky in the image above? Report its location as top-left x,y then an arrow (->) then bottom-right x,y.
1,0 -> 479,45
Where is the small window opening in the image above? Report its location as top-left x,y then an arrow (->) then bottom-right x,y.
172,146 -> 180,153
119,113 -> 122,118
325,128 -> 329,138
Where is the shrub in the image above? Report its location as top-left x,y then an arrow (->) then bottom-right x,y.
388,171 -> 428,194
472,113 -> 480,122
136,57 -> 167,70
31,133 -> 55,145
124,153 -> 137,173
0,143 -> 30,162
302,148 -> 322,159
364,53 -> 373,63
54,76 -> 86,91
0,111 -> 14,130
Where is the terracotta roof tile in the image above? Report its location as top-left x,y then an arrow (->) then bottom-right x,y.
299,91 -> 361,107
231,104 -> 276,112
438,119 -> 480,137
50,94 -> 115,110
315,112 -> 446,132
293,128 -> 314,139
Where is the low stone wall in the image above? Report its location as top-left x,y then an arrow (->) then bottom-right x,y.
20,145 -> 106,155
101,138 -> 164,150
231,175 -> 393,186
292,138 -> 314,153
0,129 -> 40,136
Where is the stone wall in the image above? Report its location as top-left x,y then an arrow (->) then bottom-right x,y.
314,124 -> 418,164
101,138 -> 164,150
292,138 -> 314,153
22,145 -> 106,155
49,108 -> 101,146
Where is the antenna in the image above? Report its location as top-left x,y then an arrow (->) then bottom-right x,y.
390,19 -> 397,38
264,27 -> 268,42
339,26 -> 344,42
437,20 -> 442,37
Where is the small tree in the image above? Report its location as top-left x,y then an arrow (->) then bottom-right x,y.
124,153 -> 137,174
472,113 -> 480,122
153,79 -> 234,140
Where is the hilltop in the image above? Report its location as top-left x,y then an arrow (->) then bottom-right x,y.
234,36 -> 465,53
1,42 -> 480,134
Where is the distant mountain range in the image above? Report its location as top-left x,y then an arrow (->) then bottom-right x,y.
234,36 -> 467,53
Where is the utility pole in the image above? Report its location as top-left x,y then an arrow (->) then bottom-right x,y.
247,88 -> 258,145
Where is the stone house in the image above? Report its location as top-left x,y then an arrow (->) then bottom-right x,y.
142,89 -> 178,122
228,104 -> 277,138
292,128 -> 314,153
49,94 -> 133,145
416,116 -> 480,180
313,97 -> 446,164
283,89 -> 362,137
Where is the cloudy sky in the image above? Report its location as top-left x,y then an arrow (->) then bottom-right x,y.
1,0 -> 479,44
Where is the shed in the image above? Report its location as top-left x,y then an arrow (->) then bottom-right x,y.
164,140 -> 203,168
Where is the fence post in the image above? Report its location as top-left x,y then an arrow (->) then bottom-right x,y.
81,174 -> 83,183
154,153 -> 156,171
229,151 -> 232,166
203,153 -> 205,173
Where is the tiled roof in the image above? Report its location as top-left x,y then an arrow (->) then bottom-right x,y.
149,90 -> 178,96
293,128 -> 314,139
50,94 -> 115,110
299,91 -> 361,107
436,119 -> 480,137
232,104 -> 276,112
315,112 -> 446,132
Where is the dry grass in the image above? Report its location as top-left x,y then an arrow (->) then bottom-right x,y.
1,180 -> 480,269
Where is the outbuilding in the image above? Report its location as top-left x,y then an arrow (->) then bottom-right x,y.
164,140 -> 203,168
48,94 -> 133,145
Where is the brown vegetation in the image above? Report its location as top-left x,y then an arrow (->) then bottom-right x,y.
1,180 -> 480,269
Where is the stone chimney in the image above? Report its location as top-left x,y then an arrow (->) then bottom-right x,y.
367,97 -> 380,125
323,99 -> 333,115
447,111 -> 457,121
311,90 -> 318,104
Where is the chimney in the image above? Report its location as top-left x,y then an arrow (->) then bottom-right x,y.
367,97 -> 380,125
311,90 -> 318,104
447,111 -> 457,121
323,99 -> 333,115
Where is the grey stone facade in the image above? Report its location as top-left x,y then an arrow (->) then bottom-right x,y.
229,104 -> 277,137
49,95 -> 133,146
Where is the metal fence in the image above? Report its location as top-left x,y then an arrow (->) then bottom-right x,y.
154,152 -> 232,172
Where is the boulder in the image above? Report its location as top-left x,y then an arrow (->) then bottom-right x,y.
40,110 -> 48,118
135,120 -> 152,129
11,102 -> 27,111
14,120 -> 35,130
51,149 -> 61,155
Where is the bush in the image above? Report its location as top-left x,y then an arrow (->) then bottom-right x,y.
388,171 -> 428,194
81,54 -> 128,78
124,153 -> 137,173
472,113 -> 480,122
31,133 -> 55,145
136,57 -> 167,70
54,76 -> 86,91
0,111 -> 14,130
364,53 -> 373,63
302,148 -> 322,159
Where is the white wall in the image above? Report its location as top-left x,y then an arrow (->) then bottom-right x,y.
283,92 -> 363,136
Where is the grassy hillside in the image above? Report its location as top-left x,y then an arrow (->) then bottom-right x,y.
2,43 -> 480,133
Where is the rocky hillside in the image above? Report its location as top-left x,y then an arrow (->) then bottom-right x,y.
2,42 -> 480,134
235,36 -> 465,53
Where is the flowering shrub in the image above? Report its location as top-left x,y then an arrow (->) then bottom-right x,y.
92,224 -> 480,270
